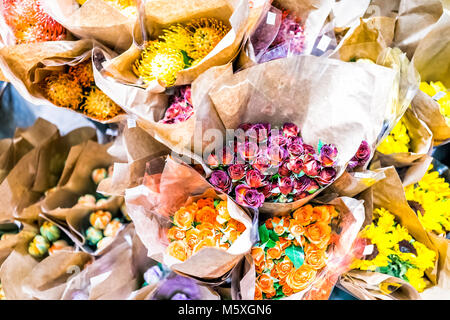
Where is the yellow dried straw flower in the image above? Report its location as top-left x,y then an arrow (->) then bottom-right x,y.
159,24 -> 191,52
43,73 -> 83,110
69,60 -> 94,88
133,41 -> 186,87
185,18 -> 230,61
82,87 -> 123,120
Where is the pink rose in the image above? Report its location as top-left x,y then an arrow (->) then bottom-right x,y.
235,185 -> 265,208
287,157 -> 304,174
316,167 -> 336,186
294,176 -> 311,193
282,123 -> 300,137
209,170 -> 232,194
320,144 -> 338,167
246,169 -> 265,188
278,161 -> 291,177
279,177 -> 294,195
303,156 -> 320,177
228,164 -> 246,181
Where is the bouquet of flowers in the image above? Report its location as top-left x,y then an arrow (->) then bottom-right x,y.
1,0 -> 66,45
252,204 -> 337,299
351,207 -> 436,292
207,122 -> 338,209
347,141 -> 371,172
377,117 -> 411,154
405,165 -> 450,236
27,221 -> 74,259
419,81 -> 449,126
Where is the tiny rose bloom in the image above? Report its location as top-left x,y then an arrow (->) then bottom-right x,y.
278,161 -> 291,177
258,184 -> 272,199
228,164 -> 246,181
287,141 -> 304,157
206,153 -> 219,168
294,176 -> 311,193
235,184 -> 265,208
287,157 -> 304,174
209,170 -> 232,194
282,285 -> 294,297
319,144 -> 338,167
316,167 -> 337,186
268,145 -> 289,166
351,140 -> 371,167
305,180 -> 320,194
293,204 -> 314,226
303,157 -> 320,177
269,133 -> 289,147
246,169 -> 265,188
289,220 -> 305,238
257,274 -> 276,295
266,242 -> 283,260
276,256 -> 294,279
237,141 -> 259,162
305,222 -> 331,247
255,285 -> 263,300
167,227 -> 186,241
167,240 -> 188,261
252,247 -> 265,269
282,123 -> 300,137
279,177 -> 294,195
303,144 -> 316,155
285,264 -> 317,293
218,147 -> 234,165
273,222 -> 285,236
265,259 -> 275,271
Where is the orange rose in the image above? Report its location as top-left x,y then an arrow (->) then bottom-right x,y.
305,245 -> 327,270
293,205 -> 314,226
265,259 -> 274,270
257,274 -> 276,295
167,227 -> 186,241
197,198 -> 215,209
267,242 -> 283,260
286,264 -> 317,293
167,240 -> 188,261
279,237 -> 292,250
305,222 -> 331,247
265,219 -> 274,230
274,223 -> 285,236
312,205 -> 332,223
265,291 -> 276,299
275,257 -> 293,279
229,219 -> 246,233
289,220 -> 305,238
193,236 -> 215,254
195,206 -> 217,225
198,226 -> 214,240
185,228 -> 201,248
173,207 -> 195,229
228,230 -> 240,243
270,267 -> 278,279
282,284 -> 294,297
255,284 -> 263,300
293,236 -> 306,247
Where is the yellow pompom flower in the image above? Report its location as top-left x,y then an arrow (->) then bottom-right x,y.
377,117 -> 410,154
405,165 -> 450,235
159,24 -> 191,52
133,41 -> 186,87
69,60 -> 94,88
420,81 -> 450,126
43,73 -> 83,110
185,18 -> 230,62
82,87 -> 123,120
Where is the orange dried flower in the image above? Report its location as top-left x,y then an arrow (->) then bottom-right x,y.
69,61 -> 94,88
82,87 -> 123,120
43,73 -> 83,110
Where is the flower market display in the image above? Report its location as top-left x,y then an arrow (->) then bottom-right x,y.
0,0 -> 449,303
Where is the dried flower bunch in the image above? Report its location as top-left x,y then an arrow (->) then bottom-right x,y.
1,0 -> 66,44
134,18 -> 230,86
41,60 -> 124,120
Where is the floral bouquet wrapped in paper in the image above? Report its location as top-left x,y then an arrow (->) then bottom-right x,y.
233,197 -> 365,300
206,54 -> 397,214
0,39 -> 126,123
125,156 -> 254,281
0,0 -> 67,46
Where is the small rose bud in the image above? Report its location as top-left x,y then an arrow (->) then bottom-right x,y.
89,210 -> 112,230
282,123 -> 300,137
86,227 -> 103,246
279,177 -> 294,195
40,221 -> 61,242
92,168 -> 108,185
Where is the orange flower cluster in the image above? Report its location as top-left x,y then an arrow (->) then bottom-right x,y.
41,60 -> 124,120
166,198 -> 246,262
2,0 -> 66,44
253,204 -> 338,300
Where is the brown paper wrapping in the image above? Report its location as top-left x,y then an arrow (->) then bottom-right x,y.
43,0 -> 136,52
0,124 -> 96,222
410,14 -> 450,145
0,39 -> 127,124
238,0 -> 334,68
0,222 -> 37,267
233,196 -> 366,300
338,270 -> 421,300
393,0 -> 444,59
327,168 -> 386,198
102,0 -> 248,88
125,157 -> 253,280
371,108 -> 433,172
97,125 -> 171,197
208,54 -> 396,214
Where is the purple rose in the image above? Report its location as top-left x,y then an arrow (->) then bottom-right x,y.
278,161 -> 291,177
287,157 -> 304,174
354,141 -> 371,163
248,123 -> 271,143
294,176 -> 311,193
287,141 -> 304,157
235,184 -> 265,208
237,141 -> 259,162
209,170 -> 232,194
303,144 -> 316,155
282,123 -> 300,137
279,177 -> 294,195
246,169 -> 265,188
316,167 -> 337,186
320,144 -> 338,167
269,133 -> 289,147
303,156 -> 320,177
228,164 -> 246,181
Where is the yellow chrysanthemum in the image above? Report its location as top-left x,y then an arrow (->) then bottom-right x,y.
185,18 -> 230,61
377,117 -> 410,154
133,41 -> 186,87
405,268 -> 428,293
159,24 -> 191,52
405,165 -> 450,235
82,87 -> 123,120
43,73 -> 83,110
420,81 -> 450,126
